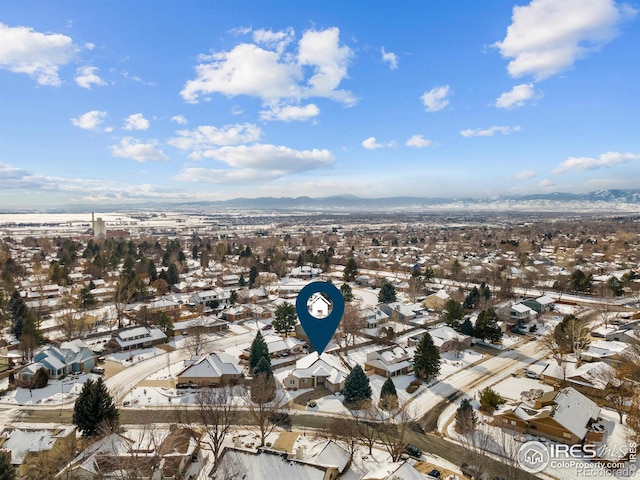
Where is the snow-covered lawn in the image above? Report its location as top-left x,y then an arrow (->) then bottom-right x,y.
439,350 -> 485,377
1,373 -> 100,406
105,346 -> 165,366
490,375 -> 554,402
445,400 -> 634,480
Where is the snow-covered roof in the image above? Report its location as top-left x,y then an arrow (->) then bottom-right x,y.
511,303 -> 533,314
177,352 -> 241,378
536,295 -> 555,305
362,461 -> 426,480
550,387 -> 600,440
308,440 -> 350,473
428,326 -> 468,344
0,425 -> 75,465
288,353 -> 348,384
215,448 -> 327,480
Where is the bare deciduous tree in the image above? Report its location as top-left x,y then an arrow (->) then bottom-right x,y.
184,317 -> 211,356
243,376 -> 289,447
180,386 -> 238,468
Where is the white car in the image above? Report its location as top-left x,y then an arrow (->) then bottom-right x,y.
524,369 -> 539,379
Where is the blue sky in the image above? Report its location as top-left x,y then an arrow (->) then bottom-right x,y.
1,0 -> 639,207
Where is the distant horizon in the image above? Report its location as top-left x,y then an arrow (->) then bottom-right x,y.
1,1 -> 638,207
1,188 -> 639,213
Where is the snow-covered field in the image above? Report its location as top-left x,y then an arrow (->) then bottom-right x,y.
0,373 -> 100,406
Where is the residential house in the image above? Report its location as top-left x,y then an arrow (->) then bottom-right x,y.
20,340 -> 95,381
428,326 -> 472,354
364,347 -> 412,377
361,461 -> 428,480
220,274 -> 240,288
144,296 -> 181,315
494,387 -> 603,444
107,326 -> 166,351
0,425 -> 76,478
541,361 -> 615,399
283,352 -> 348,392
222,305 -> 252,322
57,427 -> 200,479
360,308 -> 389,329
379,302 -> 416,322
578,340 -> 629,367
422,290 -> 450,310
510,303 -> 535,323
189,288 -> 230,308
176,352 -> 242,387
212,447 -> 338,480
523,295 -> 555,314
172,315 -> 229,335
290,265 -> 322,278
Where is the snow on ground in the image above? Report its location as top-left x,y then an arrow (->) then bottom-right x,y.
313,392 -> 349,414
228,323 -> 252,335
490,375 -> 554,402
146,361 -> 185,380
554,304 -> 578,315
439,350 -> 485,377
121,385 -> 247,407
445,402 -> 635,480
1,373 -> 100,406
105,346 -> 165,366
343,344 -> 387,368
369,374 -> 414,405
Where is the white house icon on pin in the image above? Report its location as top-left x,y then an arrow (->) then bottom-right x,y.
308,293 -> 331,318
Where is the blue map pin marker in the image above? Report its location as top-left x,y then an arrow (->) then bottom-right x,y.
296,281 -> 345,355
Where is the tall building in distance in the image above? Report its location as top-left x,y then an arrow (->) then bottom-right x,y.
91,212 -> 107,238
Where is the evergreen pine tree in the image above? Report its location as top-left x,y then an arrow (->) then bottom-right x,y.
340,283 -> 354,302
72,377 -> 119,437
455,398 -> 477,434
378,377 -> 398,410
249,266 -> 259,288
474,308 -> 502,343
0,451 -> 17,480
273,302 -> 297,337
32,366 -> 49,389
343,257 -> 359,282
413,332 -> 440,381
460,317 -> 474,336
147,259 -> 158,282
239,275 -> 246,287
167,263 -> 180,286
343,365 -> 372,405
378,282 -> 397,304
249,331 -> 270,372
253,356 -> 273,379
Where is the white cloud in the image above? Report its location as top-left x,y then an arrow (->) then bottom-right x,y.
381,47 -> 398,70
74,65 -> 105,89
110,137 -> 168,162
260,103 -> 320,122
70,110 -> 107,130
495,83 -> 540,109
181,26 -> 354,108
553,151 -> 640,174
515,169 -> 536,179
174,167 -> 280,184
405,135 -> 433,148
362,137 -> 388,150
168,123 -> 262,155
421,85 -> 450,112
197,144 -> 334,173
171,115 -> 187,125
123,113 -> 150,131
539,178 -> 556,188
253,28 -> 295,54
494,0 -> 636,80
460,125 -> 522,137
0,22 -> 80,85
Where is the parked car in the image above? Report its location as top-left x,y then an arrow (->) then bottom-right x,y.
91,367 -> 105,375
428,468 -> 441,478
461,463 -> 487,480
262,324 -> 273,330
404,443 -> 422,458
524,369 -> 540,379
